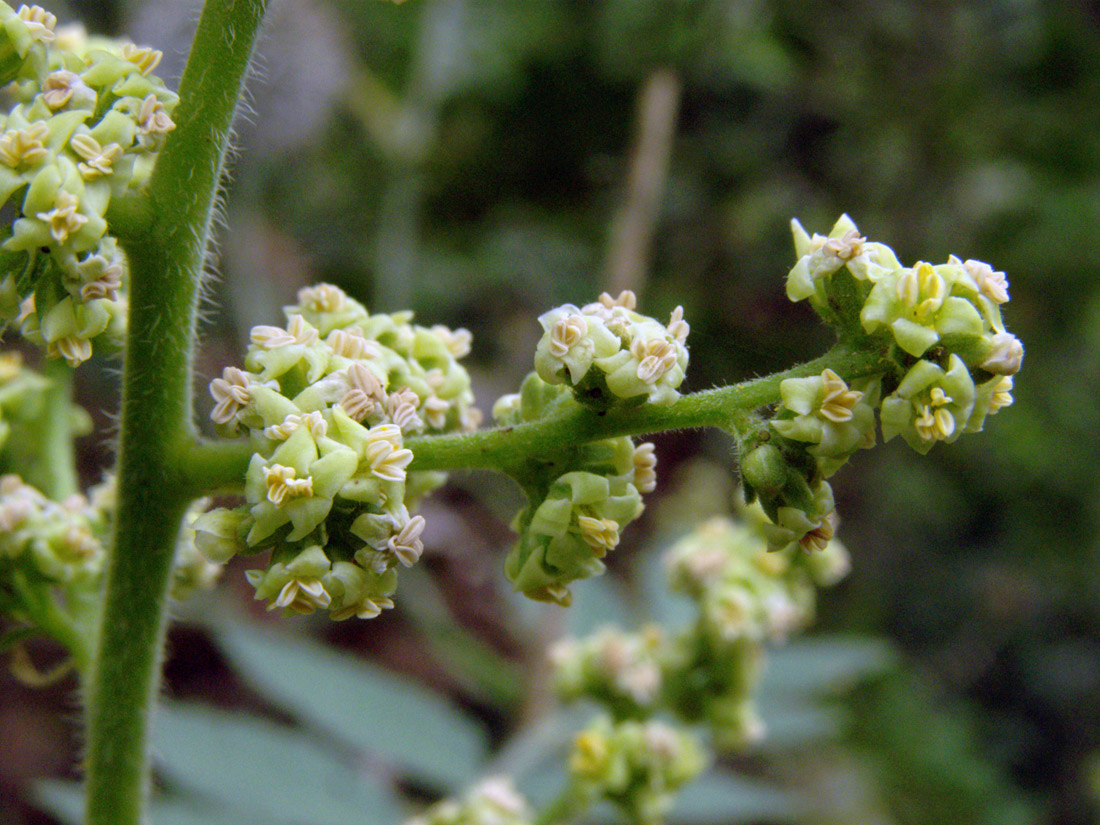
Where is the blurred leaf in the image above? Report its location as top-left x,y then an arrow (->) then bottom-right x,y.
762,636 -> 896,701
635,539 -> 697,630
490,705 -> 593,806
756,694 -> 848,748
668,768 -> 797,824
154,702 -> 405,825
33,781 -> 82,825
35,779 -> 306,825
399,565 -> 523,707
211,618 -> 489,791
566,570 -> 633,637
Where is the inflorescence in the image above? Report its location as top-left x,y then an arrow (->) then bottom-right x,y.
738,214 -> 1021,556
196,283 -> 479,619
0,3 -> 178,365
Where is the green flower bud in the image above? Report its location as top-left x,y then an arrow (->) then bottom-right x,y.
740,443 -> 787,498
534,304 -> 621,387
192,506 -> 250,564
245,544 -> 334,615
505,471 -> 642,606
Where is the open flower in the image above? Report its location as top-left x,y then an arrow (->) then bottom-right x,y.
534,304 -> 620,386
880,355 -> 977,453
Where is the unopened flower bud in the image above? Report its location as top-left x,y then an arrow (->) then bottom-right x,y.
980,331 -> 1024,376
740,443 -> 787,497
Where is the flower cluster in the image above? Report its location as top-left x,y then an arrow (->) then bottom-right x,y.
0,350 -> 90,463
534,290 -> 689,408
0,3 -> 179,365
197,283 -> 479,619
568,715 -> 707,825
549,513 -> 849,753
494,372 -> 654,606
0,473 -> 107,584
749,215 -> 1023,550
787,215 -> 1020,451
405,777 -> 533,825
550,624 -> 666,718
0,473 -> 222,665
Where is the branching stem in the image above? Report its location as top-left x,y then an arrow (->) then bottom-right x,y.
81,3 -> 268,825
177,343 -> 887,495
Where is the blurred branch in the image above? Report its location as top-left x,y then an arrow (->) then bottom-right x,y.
604,68 -> 682,297
350,0 -> 468,310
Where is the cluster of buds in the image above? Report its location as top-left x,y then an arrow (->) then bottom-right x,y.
534,290 -> 689,408
550,624 -> 665,718
494,372 -> 654,606
568,715 -> 707,825
0,3 -> 179,365
197,283 -> 479,620
405,777 -> 533,825
743,215 -> 1023,550
0,350 -> 90,462
0,473 -> 107,584
549,514 -> 848,754
0,473 -> 222,665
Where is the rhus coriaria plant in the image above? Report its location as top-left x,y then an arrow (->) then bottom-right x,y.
0,4 -> 1022,825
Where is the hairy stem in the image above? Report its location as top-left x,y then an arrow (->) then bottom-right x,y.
180,342 -> 887,493
406,344 -> 888,472
82,3 -> 268,825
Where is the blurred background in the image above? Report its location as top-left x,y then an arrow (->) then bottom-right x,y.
3,0 -> 1099,823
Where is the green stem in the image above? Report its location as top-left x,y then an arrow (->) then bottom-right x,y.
534,783 -> 592,825
175,343 -> 887,493
406,343 -> 887,472
39,358 -> 79,500
82,4 -> 267,825
173,435 -> 255,498
10,571 -> 91,675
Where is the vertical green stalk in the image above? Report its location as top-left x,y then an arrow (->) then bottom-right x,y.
82,3 -> 267,825
38,358 -> 79,500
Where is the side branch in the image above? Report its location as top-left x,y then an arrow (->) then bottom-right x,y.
178,344 -> 887,494
407,344 -> 886,471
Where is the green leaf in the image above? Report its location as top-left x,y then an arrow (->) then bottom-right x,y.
398,565 -> 523,707
762,636 -> 895,701
155,702 -> 405,825
211,617 -> 489,790
669,769 -> 797,824
35,779 -> 301,825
